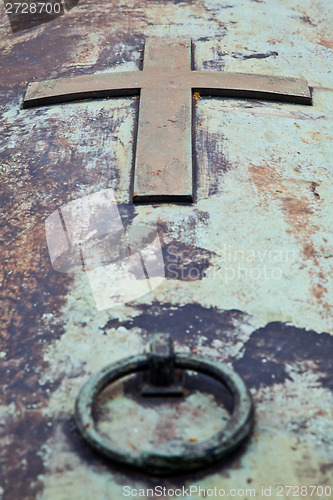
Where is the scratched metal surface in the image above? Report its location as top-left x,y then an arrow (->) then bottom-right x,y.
0,0 -> 333,499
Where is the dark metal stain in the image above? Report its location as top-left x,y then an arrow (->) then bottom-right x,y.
64,0 -> 80,10
195,126 -> 232,197
320,463 -> 333,475
310,181 -> 320,199
117,202 -> 138,226
95,35 -> 146,73
200,45 -> 227,71
234,322 -> 333,390
162,241 -> 214,281
0,31 -> 73,86
232,51 -> 278,60
298,15 -> 317,26
100,303 -> 251,351
0,27 -> 145,88
1,413 -> 54,500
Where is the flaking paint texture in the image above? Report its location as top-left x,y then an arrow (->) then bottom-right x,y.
0,0 -> 332,498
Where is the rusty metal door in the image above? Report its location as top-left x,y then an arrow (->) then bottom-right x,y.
1,0 -> 332,498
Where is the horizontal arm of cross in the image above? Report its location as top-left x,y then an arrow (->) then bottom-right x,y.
23,65 -> 311,109
23,71 -> 143,108
191,71 -> 311,104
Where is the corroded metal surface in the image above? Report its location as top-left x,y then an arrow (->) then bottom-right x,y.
0,0 -> 333,498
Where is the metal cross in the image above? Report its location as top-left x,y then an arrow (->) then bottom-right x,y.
24,38 -> 312,204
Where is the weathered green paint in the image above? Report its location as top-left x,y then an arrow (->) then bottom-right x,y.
0,0 -> 332,498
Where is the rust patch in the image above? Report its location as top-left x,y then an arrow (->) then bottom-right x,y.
312,283 -> 328,301
248,162 -> 331,318
318,37 -> 333,49
307,131 -> 323,141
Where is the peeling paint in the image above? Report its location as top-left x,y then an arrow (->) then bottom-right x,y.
1,0 -> 333,497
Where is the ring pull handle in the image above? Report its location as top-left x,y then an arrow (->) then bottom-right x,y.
75,333 -> 254,475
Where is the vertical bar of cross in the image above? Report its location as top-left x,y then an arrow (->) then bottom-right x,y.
133,39 -> 194,203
